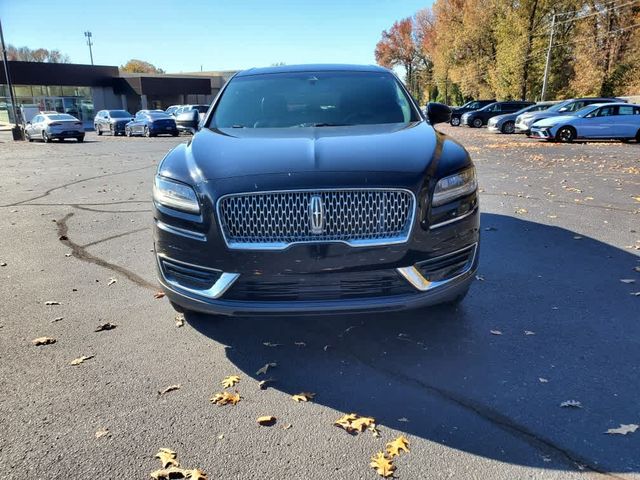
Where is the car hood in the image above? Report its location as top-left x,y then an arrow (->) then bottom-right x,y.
185,122 -> 438,181
522,111 -> 561,122
490,113 -> 516,123
532,115 -> 576,128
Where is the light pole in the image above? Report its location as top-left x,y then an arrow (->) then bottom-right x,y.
84,31 -> 94,65
541,14 -> 556,101
0,16 -> 22,140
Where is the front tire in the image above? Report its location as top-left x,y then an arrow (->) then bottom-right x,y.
556,126 -> 575,143
450,117 -> 461,127
96,125 -> 102,136
501,121 -> 515,134
472,118 -> 483,128
144,126 -> 151,137
125,127 -> 132,137
42,131 -> 51,143
77,136 -> 84,143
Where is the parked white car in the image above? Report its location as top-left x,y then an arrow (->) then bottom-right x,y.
24,113 -> 85,142
530,103 -> 640,143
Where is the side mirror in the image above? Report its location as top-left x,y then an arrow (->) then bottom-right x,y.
426,102 -> 452,125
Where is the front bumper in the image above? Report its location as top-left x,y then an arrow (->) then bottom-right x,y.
530,127 -> 553,140
487,123 -> 500,132
514,121 -> 532,134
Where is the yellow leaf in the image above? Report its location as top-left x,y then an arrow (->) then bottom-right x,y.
186,468 -> 208,479
386,436 -> 410,457
350,416 -> 376,432
32,337 -> 56,346
150,466 -> 187,479
334,413 -> 377,435
155,448 -> 179,468
159,384 -> 181,396
95,427 -> 109,439
370,452 -> 395,478
334,413 -> 358,432
256,362 -> 277,375
257,416 -> 276,426
221,375 -> 241,388
210,391 -> 241,406
70,354 -> 94,366
605,424 -> 638,435
291,392 -> 315,402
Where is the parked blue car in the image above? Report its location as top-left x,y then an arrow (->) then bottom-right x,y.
530,103 -> 640,143
125,110 -> 179,137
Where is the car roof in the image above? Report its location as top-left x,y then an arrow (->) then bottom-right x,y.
587,102 -> 636,107
236,64 -> 390,77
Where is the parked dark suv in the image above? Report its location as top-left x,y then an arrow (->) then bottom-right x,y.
94,110 -> 134,136
449,100 -> 496,126
461,101 -> 534,128
153,64 -> 480,316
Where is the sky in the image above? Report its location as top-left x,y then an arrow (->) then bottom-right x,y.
0,0 -> 431,73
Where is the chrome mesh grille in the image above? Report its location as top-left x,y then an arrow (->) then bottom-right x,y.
217,189 -> 415,249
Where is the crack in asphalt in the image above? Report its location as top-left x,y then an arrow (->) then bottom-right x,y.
71,205 -> 152,214
2,164 -> 155,207
56,212 -> 157,291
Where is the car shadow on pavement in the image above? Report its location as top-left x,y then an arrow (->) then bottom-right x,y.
187,212 -> 640,475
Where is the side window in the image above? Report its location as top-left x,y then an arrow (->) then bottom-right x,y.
468,102 -> 480,109
596,106 -> 615,117
635,107 -> 640,115
618,106 -> 634,115
567,101 -> 584,112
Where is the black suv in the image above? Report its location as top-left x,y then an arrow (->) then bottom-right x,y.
153,64 -> 480,316
461,101 -> 534,128
450,100 -> 496,126
94,110 -> 134,136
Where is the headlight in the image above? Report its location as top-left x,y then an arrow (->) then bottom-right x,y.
432,167 -> 477,207
153,176 -> 200,214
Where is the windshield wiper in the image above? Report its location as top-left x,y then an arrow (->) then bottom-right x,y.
294,122 -> 350,128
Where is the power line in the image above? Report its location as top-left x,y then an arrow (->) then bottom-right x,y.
555,0 -> 640,25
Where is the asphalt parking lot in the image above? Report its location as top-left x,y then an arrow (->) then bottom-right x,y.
0,126 -> 639,479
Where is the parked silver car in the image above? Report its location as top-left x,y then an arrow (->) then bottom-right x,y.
24,113 -> 85,142
487,102 -> 557,134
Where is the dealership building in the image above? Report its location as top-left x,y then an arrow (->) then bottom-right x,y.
0,61 -> 235,128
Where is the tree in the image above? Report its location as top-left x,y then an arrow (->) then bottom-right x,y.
6,45 -> 70,63
375,18 -> 419,95
120,59 -> 165,74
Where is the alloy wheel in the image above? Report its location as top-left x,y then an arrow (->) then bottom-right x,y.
450,117 -> 460,126
502,121 -> 515,134
557,127 -> 575,143
472,118 -> 483,128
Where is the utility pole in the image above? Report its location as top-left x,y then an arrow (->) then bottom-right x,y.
84,31 -> 94,65
541,14 -> 556,101
0,17 -> 22,140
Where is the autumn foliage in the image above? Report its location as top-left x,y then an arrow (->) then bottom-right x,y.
376,1 -> 640,104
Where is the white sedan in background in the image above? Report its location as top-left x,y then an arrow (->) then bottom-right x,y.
530,103 -> 640,143
24,113 -> 85,143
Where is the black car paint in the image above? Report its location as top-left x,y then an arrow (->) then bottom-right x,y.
125,112 -> 178,137
94,110 -> 134,136
153,66 -> 479,315
462,101 -> 535,127
175,109 -> 200,134
449,100 -> 496,125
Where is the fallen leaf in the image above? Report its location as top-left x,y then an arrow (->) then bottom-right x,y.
32,337 -> 56,346
560,400 -> 582,408
573,236 -> 583,240
634,266 -> 640,273
150,467 -> 186,480
210,391 -> 241,406
334,413 -> 377,435
475,274 -> 485,281
397,417 -> 409,422
217,434 -> 224,440
620,279 -> 636,284
45,301 -> 60,306
262,342 -> 282,347
0,262 -> 6,266
282,424 -> 292,430
605,424 -> 638,435
323,344 -> 331,351
258,378 -> 275,389
65,253 -> 72,257
70,354 -> 94,366
256,362 -> 277,375
108,278 -> 117,286
159,384 -> 181,395
185,469 -> 208,480
95,322 -> 117,332
539,377 -> 549,383
154,291 -> 166,299
370,452 -> 395,478
51,317 -> 64,323
631,291 -> 640,296
490,330 -> 502,335
155,448 -> 179,468
484,226 -> 498,231
175,314 -> 185,327
515,208 -> 528,215
257,416 -> 276,426
221,375 -> 240,388
291,392 -> 315,402
294,341 -> 307,347
95,427 -> 110,439
386,436 -> 410,457
59,234 -> 68,241
524,330 -> 536,335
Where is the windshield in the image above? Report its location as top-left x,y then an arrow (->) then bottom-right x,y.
148,113 -> 171,119
547,100 -> 573,113
109,110 -> 131,118
211,71 -> 419,129
47,114 -> 76,121
191,105 -> 209,113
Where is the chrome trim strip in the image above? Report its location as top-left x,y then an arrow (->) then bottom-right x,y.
429,209 -> 476,230
396,243 -> 478,292
155,219 -> 206,241
216,188 -> 417,251
157,254 -> 239,299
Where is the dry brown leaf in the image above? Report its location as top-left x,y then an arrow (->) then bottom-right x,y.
291,392 -> 315,402
221,375 -> 240,388
186,469 -> 208,480
155,448 -> 179,468
45,301 -> 60,305
560,400 -> 582,408
334,413 -> 377,435
95,322 -> 117,332
95,427 -> 110,439
350,416 -> 376,432
257,416 -> 276,426
524,330 -> 536,335
633,266 -> 640,273
256,362 -> 276,375
150,467 -> 186,480
370,452 -> 395,478
490,330 -> 502,335
515,208 -> 528,215
538,377 -> 549,383
51,316 -> 64,323
154,291 -> 166,299
70,354 -> 94,366
108,278 -> 117,286
620,279 -> 636,284
282,424 -> 292,430
210,391 -> 241,406
386,436 -> 410,457
32,336 -> 56,346
262,342 -> 282,347
605,424 -> 638,435
175,314 -> 185,328
258,378 -> 275,389
159,384 -> 181,395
